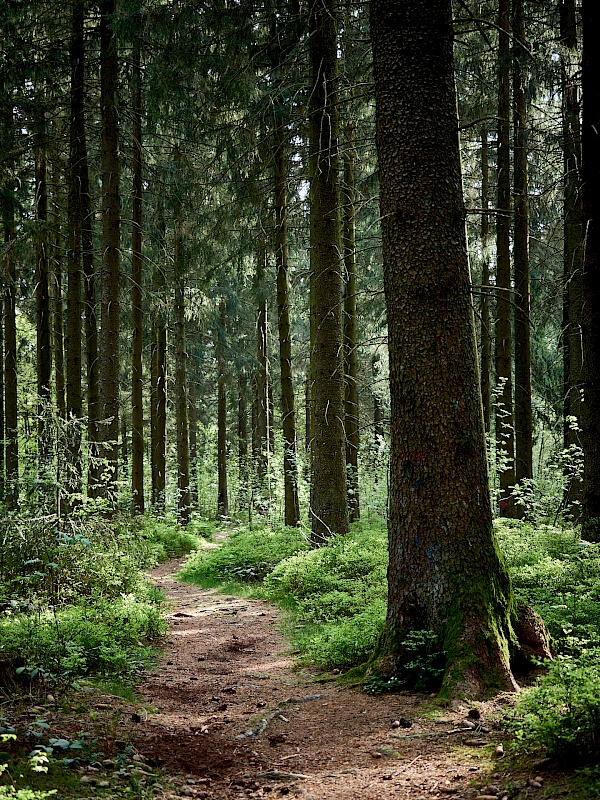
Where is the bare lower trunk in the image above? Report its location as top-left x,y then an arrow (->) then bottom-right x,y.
189,379 -> 198,508
217,303 -> 229,519
174,182 -> 190,525
151,209 -> 167,510
480,126 -> 491,435
238,372 -> 249,510
255,245 -> 269,495
3,205 -> 18,511
309,0 -> 348,542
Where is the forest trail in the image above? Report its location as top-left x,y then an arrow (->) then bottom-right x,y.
131,557 -> 522,800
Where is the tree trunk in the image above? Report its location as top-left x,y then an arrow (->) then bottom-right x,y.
372,353 -> 384,447
369,0 -> 519,696
513,0 -> 532,489
238,371 -> 249,510
309,0 -> 348,543
35,102 -> 52,495
217,302 -> 229,519
66,0 -> 85,501
273,118 -> 300,526
3,200 -> 18,511
561,2 -> 584,510
131,27 -> 144,515
495,0 -> 516,517
151,208 -> 167,510
174,178 -> 190,525
255,244 -> 269,495
0,305 -> 4,502
480,126 -> 492,435
581,0 -> 600,525
189,379 -> 198,508
99,0 -> 121,499
343,124 -> 360,522
50,167 -> 66,421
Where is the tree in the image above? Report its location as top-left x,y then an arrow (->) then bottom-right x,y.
581,0 -> 600,526
369,0 -> 521,695
308,0 -> 348,543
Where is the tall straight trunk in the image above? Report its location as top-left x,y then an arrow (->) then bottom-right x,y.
480,126 -> 492,435
513,0 -> 532,487
305,373 -> 311,453
188,379 -> 198,508
174,182 -> 190,525
495,0 -> 516,516
50,168 -> 66,420
35,103 -> 52,480
255,244 -> 269,493
151,208 -> 167,509
309,0 -> 348,542
131,28 -> 144,515
0,309 -> 4,501
343,124 -> 360,521
581,0 -> 600,524
3,204 -> 18,511
217,302 -> 229,518
274,119 -> 300,526
561,1 -> 583,484
372,353 -> 384,446
99,0 -> 121,498
369,0 -> 523,696
66,0 -> 85,499
238,371 -> 249,509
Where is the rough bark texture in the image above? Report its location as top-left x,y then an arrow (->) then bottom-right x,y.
512,0 -> 532,488
35,103 -> 52,479
174,182 -> 190,525
343,124 -> 360,522
274,109 -> 300,527
0,301 -> 4,501
369,0 -> 519,696
188,379 -> 199,508
3,200 -> 18,511
151,209 -> 167,510
480,127 -> 491,435
66,0 -> 85,500
372,353 -> 385,446
131,30 -> 144,515
238,372 -> 249,510
217,303 -> 229,519
309,0 -> 348,543
50,168 -> 66,423
581,0 -> 600,525
99,0 -> 121,499
495,0 -> 516,517
255,245 -> 269,495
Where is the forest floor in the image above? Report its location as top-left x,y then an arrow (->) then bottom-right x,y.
3,551 -> 578,800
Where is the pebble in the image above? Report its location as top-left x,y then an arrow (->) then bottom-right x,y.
80,776 -> 96,785
370,751 -> 382,759
97,781 -> 111,788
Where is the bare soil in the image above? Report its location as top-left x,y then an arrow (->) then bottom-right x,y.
127,559 -> 560,800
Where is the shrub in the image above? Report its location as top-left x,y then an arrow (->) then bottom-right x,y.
179,523 -> 309,585
513,652 -> 600,762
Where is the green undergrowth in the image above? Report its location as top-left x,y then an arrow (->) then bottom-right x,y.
0,515 -> 205,685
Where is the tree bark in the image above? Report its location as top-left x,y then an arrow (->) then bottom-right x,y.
480,126 -> 492,436
131,26 -> 144,515
3,199 -> 18,511
581,0 -> 600,525
255,244 -> 269,496
238,371 -> 249,510
151,207 -> 167,510
50,166 -> 66,422
217,302 -> 229,519
343,124 -> 360,522
66,0 -> 85,501
369,0 -> 519,696
274,113 -> 300,526
513,0 -> 532,488
174,174 -> 190,525
99,0 -> 121,500
189,378 -> 198,508
495,0 -> 516,516
309,0 -> 348,543
0,301 -> 4,502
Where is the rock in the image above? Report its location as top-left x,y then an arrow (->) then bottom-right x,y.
370,751 -> 382,759
80,776 -> 96,785
494,744 -> 504,757
391,720 -> 401,728
179,789 -> 195,798
513,601 -> 553,669
484,785 -> 500,795
46,694 -> 55,704
97,781 -> 111,788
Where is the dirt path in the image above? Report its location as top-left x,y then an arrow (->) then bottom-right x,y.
130,559 -> 528,800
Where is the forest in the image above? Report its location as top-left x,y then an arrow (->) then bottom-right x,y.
2,0 -> 600,798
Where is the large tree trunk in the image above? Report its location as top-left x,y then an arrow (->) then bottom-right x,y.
274,106 -> 300,527
308,0 -> 348,543
513,0 -> 532,489
217,302 -> 229,519
174,179 -> 190,525
255,244 -> 269,497
99,0 -> 121,500
66,0 -> 85,501
3,200 -> 18,512
561,2 -> 584,509
495,0 -> 516,517
151,208 -> 167,510
480,126 -> 492,435
35,101 -> 52,489
369,0 -> 519,696
343,124 -> 360,522
131,28 -> 144,515
50,166 -> 66,422
0,302 -> 4,502
581,0 -> 600,525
